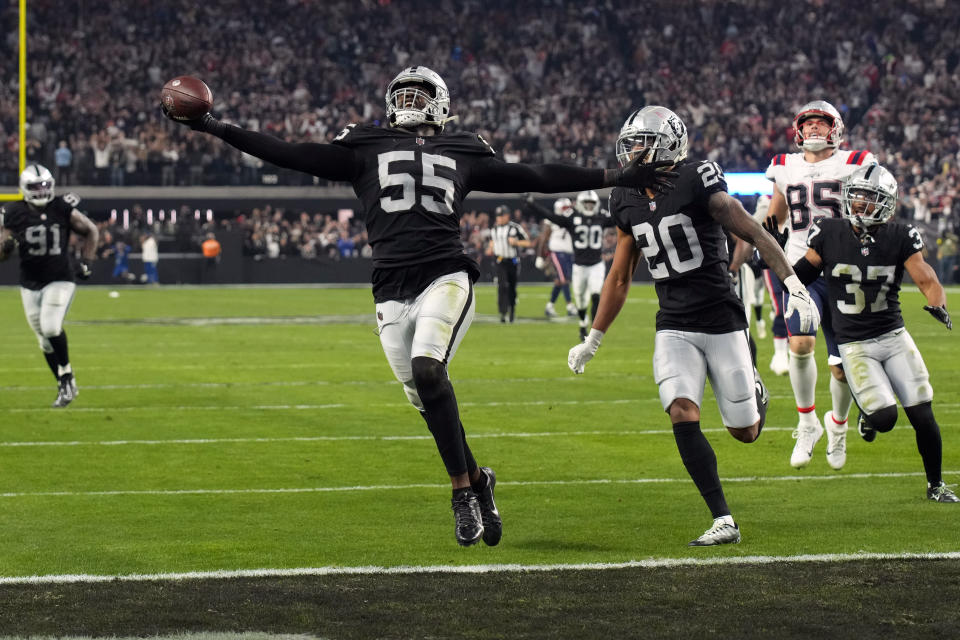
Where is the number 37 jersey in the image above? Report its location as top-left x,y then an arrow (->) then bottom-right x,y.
609,158 -> 746,333
808,217 -> 923,344
1,197 -> 76,289
766,149 -> 875,263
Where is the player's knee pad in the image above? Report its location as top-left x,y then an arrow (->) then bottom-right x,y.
411,356 -> 448,404
402,380 -> 424,411
904,401 -> 937,432
866,405 -> 898,433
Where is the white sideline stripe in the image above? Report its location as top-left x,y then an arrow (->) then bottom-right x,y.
3,551 -> 959,585
0,426 -> 813,448
1,470 -> 954,499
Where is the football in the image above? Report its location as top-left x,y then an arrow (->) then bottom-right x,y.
161,76 -> 213,121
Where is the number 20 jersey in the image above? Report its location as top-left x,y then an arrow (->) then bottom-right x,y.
1,197 -> 75,289
609,158 -> 746,333
765,149 -> 875,263
808,217 -> 922,344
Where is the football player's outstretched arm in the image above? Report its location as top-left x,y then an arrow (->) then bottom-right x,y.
165,110 -> 360,182
472,151 -> 677,195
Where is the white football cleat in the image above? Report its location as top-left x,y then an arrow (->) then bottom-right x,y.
688,516 -> 741,546
824,411 -> 848,470
790,415 -> 823,468
566,302 -> 577,317
544,302 -> 557,318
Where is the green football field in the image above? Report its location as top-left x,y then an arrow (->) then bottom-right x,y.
0,282 -> 957,637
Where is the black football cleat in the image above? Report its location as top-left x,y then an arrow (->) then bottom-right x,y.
927,482 -> 960,503
857,412 -> 876,443
451,491 -> 483,547
475,467 -> 502,546
52,373 -> 78,408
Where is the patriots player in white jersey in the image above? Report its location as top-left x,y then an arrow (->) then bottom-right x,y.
764,101 -> 876,471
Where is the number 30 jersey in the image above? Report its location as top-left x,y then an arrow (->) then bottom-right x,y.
1,197 -> 76,289
808,217 -> 922,344
765,149 -> 875,263
610,158 -> 746,333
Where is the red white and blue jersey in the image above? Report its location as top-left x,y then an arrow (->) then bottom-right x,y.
766,149 -> 875,263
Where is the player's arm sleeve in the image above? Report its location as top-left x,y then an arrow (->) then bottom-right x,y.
468,157 -> 605,194
216,125 -> 361,182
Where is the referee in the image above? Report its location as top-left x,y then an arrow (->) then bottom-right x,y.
489,205 -> 532,323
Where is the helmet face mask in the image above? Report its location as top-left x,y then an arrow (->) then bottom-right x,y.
19,164 -> 55,207
841,164 -> 898,229
616,106 -> 688,167
794,100 -> 844,152
385,66 -> 451,132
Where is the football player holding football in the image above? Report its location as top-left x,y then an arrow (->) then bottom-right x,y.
764,101 -> 876,471
163,65 -> 677,547
526,190 -> 617,341
783,163 -> 957,502
0,164 -> 99,408
567,106 -> 819,546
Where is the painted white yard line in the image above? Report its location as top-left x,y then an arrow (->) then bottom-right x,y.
0,470 -> 954,499
0,426 -> 814,448
2,551 -> 959,585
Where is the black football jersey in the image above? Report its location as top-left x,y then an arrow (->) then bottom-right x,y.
542,210 -> 615,266
808,218 -> 922,344
610,158 -> 746,333
1,197 -> 76,289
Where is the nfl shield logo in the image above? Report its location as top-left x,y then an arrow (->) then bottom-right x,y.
416,137 -> 425,146
649,202 -> 657,211
861,247 -> 870,256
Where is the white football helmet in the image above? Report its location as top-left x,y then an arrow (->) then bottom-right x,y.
616,106 -> 688,167
793,100 -> 844,152
553,197 -> 573,217
575,190 -> 600,216
385,66 -> 452,132
20,163 -> 55,207
841,163 -> 898,228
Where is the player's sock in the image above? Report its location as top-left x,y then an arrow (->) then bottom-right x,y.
672,421 -> 729,519
412,357 -> 468,477
788,350 -> 817,416
905,402 -> 943,486
48,331 -> 70,368
753,305 -> 763,322
773,337 -> 788,358
43,351 -> 59,380
830,375 -> 853,424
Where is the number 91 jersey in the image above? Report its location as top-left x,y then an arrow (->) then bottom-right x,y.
808,217 -> 922,344
1,197 -> 76,289
610,158 -> 746,333
766,149 -> 875,263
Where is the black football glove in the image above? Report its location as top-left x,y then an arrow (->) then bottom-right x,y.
924,304 -> 952,330
76,260 -> 92,280
762,214 -> 788,249
606,148 -> 678,193
161,104 -> 220,133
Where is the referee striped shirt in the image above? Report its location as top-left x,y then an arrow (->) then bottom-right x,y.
491,221 -> 528,259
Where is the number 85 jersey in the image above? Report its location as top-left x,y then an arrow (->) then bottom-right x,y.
766,149 -> 875,263
609,158 -> 746,333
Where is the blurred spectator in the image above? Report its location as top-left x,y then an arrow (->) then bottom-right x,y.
141,232 -> 159,285
54,140 -> 72,185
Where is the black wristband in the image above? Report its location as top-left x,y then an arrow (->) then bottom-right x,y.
793,256 -> 821,285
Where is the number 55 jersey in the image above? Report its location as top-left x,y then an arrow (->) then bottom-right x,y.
766,148 -> 875,263
807,217 -> 923,344
609,158 -> 746,333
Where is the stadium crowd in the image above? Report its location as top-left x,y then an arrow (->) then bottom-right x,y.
1,0 -> 958,273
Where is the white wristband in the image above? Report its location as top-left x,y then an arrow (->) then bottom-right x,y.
585,328 -> 604,348
783,274 -> 803,295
